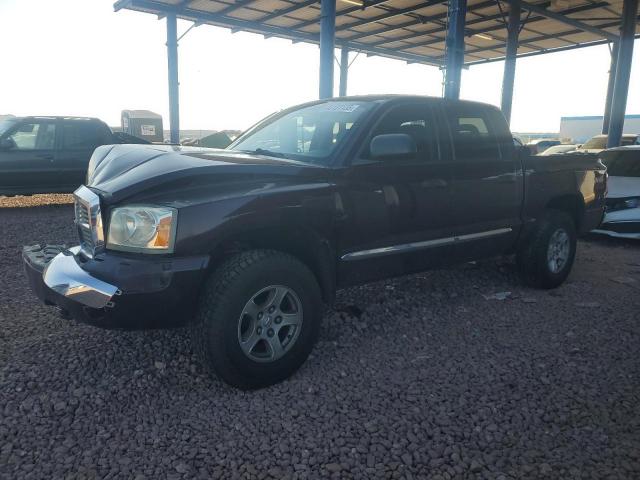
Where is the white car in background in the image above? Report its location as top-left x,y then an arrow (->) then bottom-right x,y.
539,144 -> 580,155
592,146 -> 640,239
577,134 -> 640,154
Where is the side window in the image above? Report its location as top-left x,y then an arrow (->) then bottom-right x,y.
447,109 -> 501,161
366,104 -> 437,161
604,157 -> 640,177
7,122 -> 56,150
62,122 -> 111,150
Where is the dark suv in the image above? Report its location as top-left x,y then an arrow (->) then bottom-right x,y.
0,116 -> 146,196
23,96 -> 607,389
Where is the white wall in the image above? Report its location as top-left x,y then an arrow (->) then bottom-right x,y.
560,116 -> 640,143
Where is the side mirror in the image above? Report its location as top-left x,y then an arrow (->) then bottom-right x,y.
0,137 -> 16,150
370,134 -> 417,160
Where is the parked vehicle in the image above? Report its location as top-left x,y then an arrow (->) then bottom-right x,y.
576,134 -> 640,153
23,96 -> 607,389
539,144 -> 579,156
526,138 -> 561,155
592,146 -> 640,239
0,116 -> 149,196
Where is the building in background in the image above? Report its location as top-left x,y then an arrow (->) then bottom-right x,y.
560,115 -> 640,144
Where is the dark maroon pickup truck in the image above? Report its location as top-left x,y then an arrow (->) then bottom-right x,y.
23,96 -> 607,389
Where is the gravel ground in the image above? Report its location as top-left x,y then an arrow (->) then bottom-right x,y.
1,195 -> 639,480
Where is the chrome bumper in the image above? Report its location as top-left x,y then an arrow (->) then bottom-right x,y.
43,246 -> 120,309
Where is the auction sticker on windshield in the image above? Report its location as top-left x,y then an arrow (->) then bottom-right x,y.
321,103 -> 361,113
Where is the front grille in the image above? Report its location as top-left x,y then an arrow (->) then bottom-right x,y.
75,200 -> 94,254
73,186 -> 104,258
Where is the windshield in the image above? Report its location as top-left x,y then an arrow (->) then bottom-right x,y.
229,101 -> 373,165
0,118 -> 18,137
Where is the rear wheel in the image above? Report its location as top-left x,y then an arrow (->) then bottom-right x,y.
517,210 -> 577,289
190,249 -> 322,390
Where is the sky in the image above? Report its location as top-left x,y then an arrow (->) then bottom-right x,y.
0,0 -> 638,133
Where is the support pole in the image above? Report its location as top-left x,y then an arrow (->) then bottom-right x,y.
500,0 -> 520,124
602,41 -> 619,134
166,13 -> 180,144
606,0 -> 638,148
444,0 -> 467,99
339,46 -> 349,97
319,0 -> 336,99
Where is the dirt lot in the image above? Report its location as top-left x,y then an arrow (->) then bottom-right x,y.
1,195 -> 639,480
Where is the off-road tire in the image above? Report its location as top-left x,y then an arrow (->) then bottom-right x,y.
517,210 -> 577,289
190,249 -> 322,390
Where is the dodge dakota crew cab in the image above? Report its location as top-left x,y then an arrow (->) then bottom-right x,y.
23,96 -> 607,389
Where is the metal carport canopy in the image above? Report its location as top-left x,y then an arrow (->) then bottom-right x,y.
113,0 -> 639,147
114,0 -> 636,66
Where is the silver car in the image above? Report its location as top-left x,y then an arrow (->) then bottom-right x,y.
593,146 -> 640,239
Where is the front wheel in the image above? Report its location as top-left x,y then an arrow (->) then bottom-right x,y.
190,250 -> 323,390
517,210 -> 577,289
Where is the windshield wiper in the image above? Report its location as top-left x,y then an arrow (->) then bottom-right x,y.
248,148 -> 288,159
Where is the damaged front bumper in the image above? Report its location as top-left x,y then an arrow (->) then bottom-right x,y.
23,244 -> 209,329
29,245 -> 120,308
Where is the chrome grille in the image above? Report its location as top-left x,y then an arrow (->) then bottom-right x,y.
73,186 -> 104,258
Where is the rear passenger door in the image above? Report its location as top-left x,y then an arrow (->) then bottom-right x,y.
442,105 -> 522,260
0,119 -> 61,194
337,101 -> 454,286
59,120 -> 113,188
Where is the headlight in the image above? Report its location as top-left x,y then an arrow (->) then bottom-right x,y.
624,198 -> 640,209
107,206 -> 177,253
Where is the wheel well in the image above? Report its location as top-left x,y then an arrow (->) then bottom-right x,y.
207,227 -> 336,305
545,194 -> 584,229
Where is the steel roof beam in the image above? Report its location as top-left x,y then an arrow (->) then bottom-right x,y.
366,0 -> 607,48
465,34 -> 640,65
335,0 -> 444,31
258,0 -> 318,24
116,0 -> 445,65
458,16 -> 629,59
292,0 -> 393,30
113,0 -> 133,11
502,0 -> 618,41
389,1 -> 606,52
216,0 -> 260,16
343,0 -> 496,42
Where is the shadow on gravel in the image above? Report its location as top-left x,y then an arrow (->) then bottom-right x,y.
2,202 -> 640,479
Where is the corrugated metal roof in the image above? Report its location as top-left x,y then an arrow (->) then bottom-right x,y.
114,0 -> 639,66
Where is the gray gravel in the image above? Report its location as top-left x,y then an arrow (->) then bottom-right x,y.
1,195 -> 640,480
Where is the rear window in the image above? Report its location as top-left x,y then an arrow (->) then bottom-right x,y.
447,109 -> 500,161
602,155 -> 640,177
62,121 -> 111,150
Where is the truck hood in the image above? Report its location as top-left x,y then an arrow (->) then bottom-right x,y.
87,144 -> 325,203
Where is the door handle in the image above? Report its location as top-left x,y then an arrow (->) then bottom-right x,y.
37,154 -> 54,161
420,179 -> 448,188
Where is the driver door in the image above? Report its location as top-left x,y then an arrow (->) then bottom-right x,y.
336,101 -> 454,286
0,119 -> 61,194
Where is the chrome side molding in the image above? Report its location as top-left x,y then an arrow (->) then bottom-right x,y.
341,228 -> 512,261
